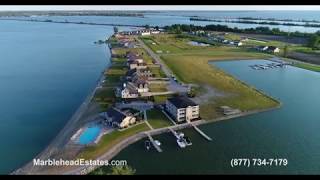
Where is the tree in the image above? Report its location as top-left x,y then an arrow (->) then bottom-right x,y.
145,24 -> 150,29
91,168 -> 105,175
283,45 -> 289,58
308,34 -> 320,49
113,26 -> 119,34
107,165 -> 136,175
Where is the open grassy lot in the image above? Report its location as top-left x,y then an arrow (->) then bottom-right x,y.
153,94 -> 174,104
141,34 -> 214,54
294,62 -> 320,72
147,109 -> 173,129
149,83 -> 168,92
142,34 -> 279,119
149,66 -> 167,78
78,123 -> 150,160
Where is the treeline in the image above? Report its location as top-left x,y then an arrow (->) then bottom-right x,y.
164,24 -> 317,38
0,11 -> 144,17
190,18 -> 320,28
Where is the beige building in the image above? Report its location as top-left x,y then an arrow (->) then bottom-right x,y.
104,107 -> 136,129
166,96 -> 200,123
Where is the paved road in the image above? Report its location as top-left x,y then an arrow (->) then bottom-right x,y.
136,37 -> 190,94
115,101 -> 154,111
136,37 -> 173,77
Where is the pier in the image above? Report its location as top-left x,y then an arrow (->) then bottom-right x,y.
144,132 -> 163,152
190,123 -> 213,141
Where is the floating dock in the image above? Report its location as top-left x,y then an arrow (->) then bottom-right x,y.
145,132 -> 163,152
191,124 -> 213,141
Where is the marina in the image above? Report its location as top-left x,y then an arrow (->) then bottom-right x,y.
249,62 -> 288,70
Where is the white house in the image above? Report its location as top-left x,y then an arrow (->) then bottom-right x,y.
165,96 -> 200,123
121,87 -> 139,98
234,41 -> 243,46
104,107 -> 136,129
266,46 -> 280,53
141,31 -> 151,36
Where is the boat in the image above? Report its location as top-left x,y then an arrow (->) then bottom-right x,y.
176,138 -> 187,148
154,140 -> 161,146
145,140 -> 151,150
184,136 -> 192,146
178,132 -> 184,138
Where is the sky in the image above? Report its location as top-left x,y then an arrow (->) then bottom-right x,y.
0,5 -> 320,11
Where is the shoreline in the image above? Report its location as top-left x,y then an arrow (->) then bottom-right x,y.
12,34 -> 281,175
64,104 -> 281,175
11,46 -> 111,175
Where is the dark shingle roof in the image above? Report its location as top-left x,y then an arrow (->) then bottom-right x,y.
106,107 -> 126,123
167,96 -> 197,108
267,46 -> 278,51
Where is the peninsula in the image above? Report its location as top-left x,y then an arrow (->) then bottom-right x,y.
13,26 -> 283,175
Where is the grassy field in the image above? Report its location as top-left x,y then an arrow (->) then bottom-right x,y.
142,34 -> 279,119
78,123 -> 150,160
149,83 -> 168,92
294,62 -> 320,72
147,109 -> 173,128
153,94 -> 174,104
149,66 -> 167,78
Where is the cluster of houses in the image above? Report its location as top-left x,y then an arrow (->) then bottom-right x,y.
114,34 -> 139,48
115,51 -> 153,99
101,94 -> 201,129
256,45 -> 280,53
118,28 -> 161,36
189,30 -> 245,47
100,31 -> 202,129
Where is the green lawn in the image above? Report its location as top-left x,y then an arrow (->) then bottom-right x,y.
294,62 -> 320,72
149,66 -> 167,78
78,123 -> 150,160
153,94 -> 174,104
149,83 -> 168,92
140,34 -> 279,119
147,109 -> 173,128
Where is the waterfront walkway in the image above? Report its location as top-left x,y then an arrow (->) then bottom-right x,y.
190,123 -> 213,141
144,132 -> 163,152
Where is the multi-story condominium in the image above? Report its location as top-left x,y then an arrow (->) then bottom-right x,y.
166,96 -> 200,123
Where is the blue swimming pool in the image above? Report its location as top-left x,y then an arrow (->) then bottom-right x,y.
78,125 -> 101,145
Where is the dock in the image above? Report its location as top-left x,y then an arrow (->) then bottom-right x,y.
168,127 -> 177,137
144,132 -> 163,152
191,123 -> 213,141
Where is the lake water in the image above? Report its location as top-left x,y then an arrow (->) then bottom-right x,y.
112,60 -> 320,174
0,20 -> 114,174
4,10 -> 320,33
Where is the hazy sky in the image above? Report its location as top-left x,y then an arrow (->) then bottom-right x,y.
0,5 -> 320,11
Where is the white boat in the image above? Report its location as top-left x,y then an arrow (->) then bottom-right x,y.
178,132 -> 184,138
154,140 -> 161,146
177,138 -> 187,148
184,136 -> 192,146
145,140 -> 151,150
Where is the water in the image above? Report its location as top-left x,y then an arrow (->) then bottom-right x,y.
112,60 -> 320,174
0,20 -> 114,174
5,11 -> 320,33
78,125 -> 101,145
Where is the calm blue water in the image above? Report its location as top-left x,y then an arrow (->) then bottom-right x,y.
112,60 -> 320,174
78,126 -> 101,145
6,11 -> 320,33
0,20 -> 115,174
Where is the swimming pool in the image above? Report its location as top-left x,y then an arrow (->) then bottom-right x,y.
78,125 -> 101,145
